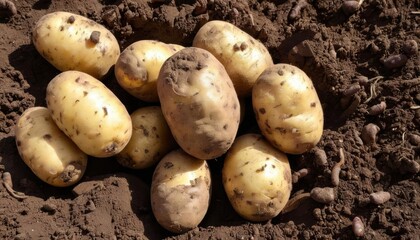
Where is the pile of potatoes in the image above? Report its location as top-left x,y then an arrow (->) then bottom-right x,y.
15,12 -> 324,233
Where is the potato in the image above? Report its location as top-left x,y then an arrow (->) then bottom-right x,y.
116,106 -> 177,169
32,11 -> 120,79
222,134 -> 292,221
252,64 -> 324,154
193,20 -> 273,97
151,149 -> 211,233
157,47 -> 240,160
46,70 -> 132,158
115,40 -> 183,102
15,107 -> 87,187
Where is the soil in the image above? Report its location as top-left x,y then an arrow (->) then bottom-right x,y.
1,0 -> 419,239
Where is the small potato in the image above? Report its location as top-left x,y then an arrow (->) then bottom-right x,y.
252,64 -> 324,154
115,40 -> 183,102
46,71 -> 132,158
15,107 -> 87,187
157,47 -> 240,160
222,134 -> 292,221
193,20 -> 273,96
32,11 -> 120,79
116,106 -> 177,169
151,149 -> 211,233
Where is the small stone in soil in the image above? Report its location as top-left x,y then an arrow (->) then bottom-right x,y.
310,187 -> 335,204
42,203 -> 57,213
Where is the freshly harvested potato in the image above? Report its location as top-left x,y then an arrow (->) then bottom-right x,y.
116,106 -> 177,169
15,107 -> 87,187
115,40 -> 183,102
222,134 -> 292,221
193,20 -> 273,97
157,47 -> 240,160
252,64 -> 324,154
46,70 -> 132,158
32,11 -> 120,79
151,149 -> 211,233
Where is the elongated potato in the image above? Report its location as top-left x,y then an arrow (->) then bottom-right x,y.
115,40 -> 183,102
157,47 -> 240,159
252,64 -> 324,154
222,134 -> 292,221
116,106 -> 177,169
15,107 -> 87,187
151,149 -> 211,233
32,11 -> 120,79
193,20 -> 273,96
46,71 -> 132,157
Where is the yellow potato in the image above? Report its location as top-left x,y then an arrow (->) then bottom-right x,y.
151,149 -> 211,233
252,64 -> 324,154
116,106 -> 177,169
193,20 -> 274,96
46,71 -> 132,157
32,11 -> 120,79
157,47 -> 240,160
222,134 -> 292,221
15,107 -> 87,187
115,40 -> 182,102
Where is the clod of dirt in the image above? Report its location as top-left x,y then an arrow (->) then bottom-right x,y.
310,187 -> 335,204
368,101 -> 386,116
369,191 -> 391,205
352,216 -> 365,237
0,0 -> 17,19
72,180 -> 105,197
402,40 -> 418,56
407,133 -> 420,146
381,54 -> 408,69
288,0 -> 308,21
313,147 -> 328,167
361,123 -> 380,145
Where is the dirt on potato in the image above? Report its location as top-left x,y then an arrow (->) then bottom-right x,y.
0,0 -> 419,239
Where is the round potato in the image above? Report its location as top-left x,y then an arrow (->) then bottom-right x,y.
15,107 -> 87,187
252,64 -> 324,154
193,20 -> 273,97
46,70 -> 132,158
32,11 -> 120,79
115,40 -> 183,102
157,47 -> 240,160
116,106 -> 177,169
151,149 -> 211,233
222,134 -> 292,221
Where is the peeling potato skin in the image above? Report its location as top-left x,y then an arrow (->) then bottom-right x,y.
15,107 -> 87,187
32,11 -> 120,79
151,149 -> 211,233
115,40 -> 182,102
222,134 -> 292,222
116,106 -> 177,169
252,64 -> 324,154
157,47 -> 240,160
193,20 -> 274,97
46,71 -> 132,158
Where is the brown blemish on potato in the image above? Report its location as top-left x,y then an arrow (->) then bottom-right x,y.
259,108 -> 266,114
163,162 -> 174,169
83,91 -> 88,96
240,42 -> 248,51
16,140 -> 21,146
223,124 -> 228,130
277,70 -> 284,76
310,102 -> 316,107
102,107 -> 108,117
74,99 -> 79,104
275,127 -> 287,134
246,200 -> 253,205
103,142 -> 117,153
145,149 -> 149,154
233,188 -> 244,199
256,164 -> 267,173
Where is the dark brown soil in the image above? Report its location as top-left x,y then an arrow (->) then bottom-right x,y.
1,0 -> 419,239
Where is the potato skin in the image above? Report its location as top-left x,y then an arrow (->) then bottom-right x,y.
151,149 -> 211,233
115,40 -> 182,102
32,11 -> 120,79
252,64 -> 324,154
46,71 -> 132,158
15,107 -> 87,187
222,134 -> 292,221
116,106 -> 177,169
193,20 -> 273,97
157,47 -> 240,160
